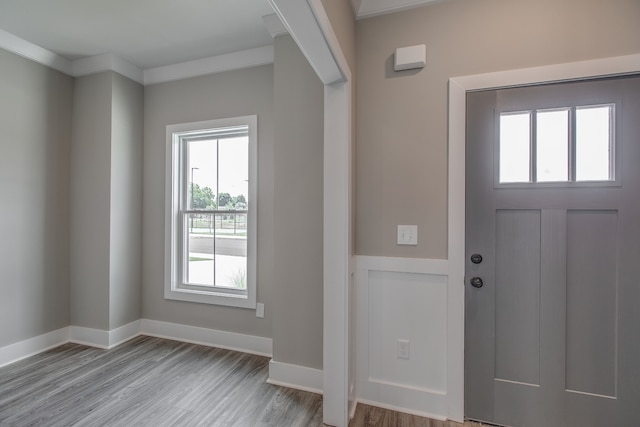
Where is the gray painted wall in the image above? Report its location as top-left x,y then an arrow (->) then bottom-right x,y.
142,65 -> 274,338
71,71 -> 143,331
109,73 -> 143,330
0,49 -> 73,346
70,72 -> 112,330
272,35 -> 324,369
356,0 -> 640,259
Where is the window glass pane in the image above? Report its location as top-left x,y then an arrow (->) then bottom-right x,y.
500,112 -> 531,183
187,139 -> 218,210
576,106 -> 612,181
186,213 -> 214,286
214,213 -> 247,290
184,212 -> 248,289
536,109 -> 569,182
217,136 -> 249,211
183,135 -> 249,290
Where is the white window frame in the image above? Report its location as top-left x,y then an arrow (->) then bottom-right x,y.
165,115 -> 257,308
495,103 -> 618,188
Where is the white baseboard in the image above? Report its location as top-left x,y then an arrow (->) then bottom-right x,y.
0,327 -> 70,368
140,319 -> 273,357
69,326 -> 110,349
69,320 -> 142,349
1,319 -> 272,372
267,359 -> 323,395
108,320 -> 142,348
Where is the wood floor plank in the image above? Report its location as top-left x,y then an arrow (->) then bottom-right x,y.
0,336 -> 486,427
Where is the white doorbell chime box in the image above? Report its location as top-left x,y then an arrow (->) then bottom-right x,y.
394,44 -> 426,71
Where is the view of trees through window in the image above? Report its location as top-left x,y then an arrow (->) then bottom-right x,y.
190,184 -> 248,211
185,134 -> 249,290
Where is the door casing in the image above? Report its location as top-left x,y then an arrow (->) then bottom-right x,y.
447,53 -> 640,422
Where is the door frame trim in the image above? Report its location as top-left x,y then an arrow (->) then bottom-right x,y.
447,53 -> 640,422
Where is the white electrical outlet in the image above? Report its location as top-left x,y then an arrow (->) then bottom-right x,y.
397,225 -> 418,245
397,339 -> 410,359
256,303 -> 264,318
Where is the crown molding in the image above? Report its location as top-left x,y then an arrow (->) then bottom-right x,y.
142,45 -> 274,85
71,53 -> 143,84
355,0 -> 442,20
0,28 -> 274,86
350,0 -> 364,16
262,14 -> 288,38
0,28 -> 72,74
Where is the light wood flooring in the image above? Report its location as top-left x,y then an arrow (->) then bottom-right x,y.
0,336 -> 487,426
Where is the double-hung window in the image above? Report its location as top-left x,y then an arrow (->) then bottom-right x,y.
165,116 -> 257,308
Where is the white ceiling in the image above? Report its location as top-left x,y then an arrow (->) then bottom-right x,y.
0,0 -> 275,69
0,0 -> 444,80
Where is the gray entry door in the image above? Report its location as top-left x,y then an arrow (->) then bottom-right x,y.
465,76 -> 640,427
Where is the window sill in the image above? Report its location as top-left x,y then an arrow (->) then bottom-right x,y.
164,286 -> 256,309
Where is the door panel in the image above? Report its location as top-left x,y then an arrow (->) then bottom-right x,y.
495,209 -> 541,386
565,210 -> 617,398
465,76 -> 640,427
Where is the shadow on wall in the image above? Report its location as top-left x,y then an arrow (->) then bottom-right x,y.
385,54 -> 422,79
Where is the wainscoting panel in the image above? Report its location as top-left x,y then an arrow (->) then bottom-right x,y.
356,256 -> 449,420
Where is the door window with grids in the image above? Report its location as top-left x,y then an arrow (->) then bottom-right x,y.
498,104 -> 615,185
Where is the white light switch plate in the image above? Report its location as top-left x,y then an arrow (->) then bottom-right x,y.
397,225 -> 418,245
256,303 -> 264,318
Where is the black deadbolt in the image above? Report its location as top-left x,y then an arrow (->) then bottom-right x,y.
470,277 -> 484,288
470,253 -> 483,264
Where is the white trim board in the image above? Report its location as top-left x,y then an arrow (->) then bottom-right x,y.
353,0 -> 441,20
0,328 -> 70,369
72,53 -> 143,84
143,45 -> 274,86
269,1 -> 354,425
140,319 -> 273,357
355,255 -> 450,420
69,320 -> 142,349
268,0 -> 345,85
267,360 -> 323,395
308,1 -> 354,425
356,255 -> 448,275
0,28 -> 274,86
0,28 -> 72,75
447,53 -> 640,423
109,320 -> 143,348
322,79 -> 352,427
68,326 -> 111,349
262,14 -> 289,38
0,319 -> 274,369
0,322 -> 141,368
308,0 -> 352,83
